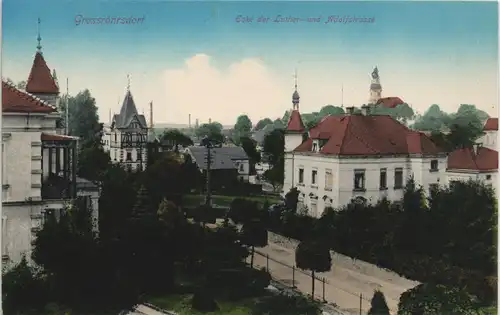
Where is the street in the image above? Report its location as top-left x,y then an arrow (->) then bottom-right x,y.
253,235 -> 419,315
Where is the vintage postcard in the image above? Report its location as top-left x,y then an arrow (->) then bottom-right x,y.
1,1 -> 498,315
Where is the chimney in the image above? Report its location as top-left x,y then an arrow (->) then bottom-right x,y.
209,118 -> 212,124
361,104 -> 371,116
189,114 -> 192,129
345,106 -> 355,115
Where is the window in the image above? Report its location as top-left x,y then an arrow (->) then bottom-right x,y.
430,160 -> 439,172
126,152 -> 132,161
379,168 -> 387,189
486,175 -> 492,180
239,164 -> 244,172
114,133 -> 117,142
298,168 -> 304,184
310,201 -> 318,218
353,169 -> 365,191
325,169 -> 333,191
312,170 -> 318,185
394,168 -> 403,189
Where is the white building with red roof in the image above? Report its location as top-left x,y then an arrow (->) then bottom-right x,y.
446,145 -> 498,191
2,30 -> 99,265
283,85 -> 448,216
477,117 -> 498,150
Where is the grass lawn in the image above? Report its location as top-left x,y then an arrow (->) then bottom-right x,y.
147,294 -> 257,315
184,194 -> 281,208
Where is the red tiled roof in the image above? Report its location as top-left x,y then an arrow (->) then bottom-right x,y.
41,133 -> 78,141
287,109 -> 305,133
484,118 -> 498,131
447,147 -> 498,171
293,114 -> 444,156
25,52 -> 59,94
376,97 -> 404,109
3,81 -> 56,113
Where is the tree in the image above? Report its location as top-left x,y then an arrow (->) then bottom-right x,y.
263,129 -> 284,167
285,187 -> 300,213
228,198 -> 260,224
98,164 -> 137,240
240,219 -> 268,268
195,122 -> 224,143
397,283 -> 480,315
61,90 -> 100,142
2,255 -> 47,314
263,160 -> 284,192
161,129 -> 193,152
319,105 -> 344,116
412,104 -> 449,131
281,110 -> 291,125
77,141 -> 111,181
5,78 -> 26,90
234,114 -> 253,137
255,118 -> 273,131
295,240 -> 331,299
368,290 -> 390,315
240,136 -> 261,174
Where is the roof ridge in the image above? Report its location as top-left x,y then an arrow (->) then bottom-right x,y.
3,79 -> 56,111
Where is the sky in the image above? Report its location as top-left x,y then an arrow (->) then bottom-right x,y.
2,0 -> 498,125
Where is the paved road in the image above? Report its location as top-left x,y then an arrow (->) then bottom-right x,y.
253,242 -> 419,315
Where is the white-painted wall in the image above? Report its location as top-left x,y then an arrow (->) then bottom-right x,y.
104,128 -> 147,171
477,130 -> 497,150
284,152 -> 446,217
234,159 -> 250,181
285,132 -> 303,153
2,108 -> 101,265
446,170 -> 497,191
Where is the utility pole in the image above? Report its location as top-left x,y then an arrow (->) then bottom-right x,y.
65,78 -> 69,135
203,138 -> 213,207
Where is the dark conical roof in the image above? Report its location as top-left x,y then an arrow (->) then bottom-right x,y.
113,90 -> 147,129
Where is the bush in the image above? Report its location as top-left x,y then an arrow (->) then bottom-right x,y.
398,283 -> 480,315
191,288 -> 218,312
253,292 -> 321,315
368,290 -> 390,315
2,256 -> 48,315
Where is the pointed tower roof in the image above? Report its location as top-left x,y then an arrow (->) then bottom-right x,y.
287,68 -> 305,133
287,110 -> 305,133
113,90 -> 147,129
25,52 -> 59,94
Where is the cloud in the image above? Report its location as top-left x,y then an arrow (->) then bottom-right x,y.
163,54 -> 290,126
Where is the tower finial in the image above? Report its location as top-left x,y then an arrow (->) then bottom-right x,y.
292,68 -> 300,110
126,74 -> 131,91
36,18 -> 42,53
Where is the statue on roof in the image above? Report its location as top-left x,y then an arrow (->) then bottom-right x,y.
371,67 -> 379,80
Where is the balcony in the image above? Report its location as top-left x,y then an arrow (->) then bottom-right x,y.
41,133 -> 78,200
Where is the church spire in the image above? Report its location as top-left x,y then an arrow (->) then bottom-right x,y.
36,18 -> 42,53
126,74 -> 131,91
292,68 -> 300,110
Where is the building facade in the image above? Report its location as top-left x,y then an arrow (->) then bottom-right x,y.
283,86 -> 447,217
477,117 -> 498,150
103,87 -> 148,171
446,144 -> 498,191
2,34 -> 100,265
